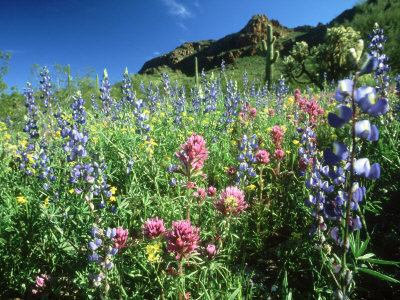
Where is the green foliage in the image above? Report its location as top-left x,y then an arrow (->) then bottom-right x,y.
0,50 -> 11,94
282,26 -> 361,89
331,0 -> 400,74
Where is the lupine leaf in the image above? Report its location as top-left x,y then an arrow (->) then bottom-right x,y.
358,258 -> 400,266
358,236 -> 370,257
199,281 -> 213,300
227,287 -> 241,300
357,253 -> 375,260
356,267 -> 400,283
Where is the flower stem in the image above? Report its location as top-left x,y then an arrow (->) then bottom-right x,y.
342,75 -> 359,292
259,165 -> 264,203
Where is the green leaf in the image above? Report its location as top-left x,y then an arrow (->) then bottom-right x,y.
199,281 -> 213,300
357,253 -> 375,260
356,267 -> 400,283
227,286 -> 241,300
358,236 -> 370,257
359,258 -> 400,266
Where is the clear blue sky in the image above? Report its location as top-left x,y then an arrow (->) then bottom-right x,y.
1,0 -> 359,92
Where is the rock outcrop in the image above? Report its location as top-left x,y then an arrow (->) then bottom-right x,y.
138,14 -> 292,76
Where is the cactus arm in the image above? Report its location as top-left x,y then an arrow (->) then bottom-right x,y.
67,64 -> 71,88
262,40 -> 268,52
273,50 -> 279,63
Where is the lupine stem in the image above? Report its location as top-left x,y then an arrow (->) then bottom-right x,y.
357,205 -> 370,239
342,75 -> 359,292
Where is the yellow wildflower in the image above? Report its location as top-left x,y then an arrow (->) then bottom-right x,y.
246,184 -> 257,192
292,140 -> 299,145
144,242 -> 162,263
27,155 -> 35,164
110,186 -> 117,195
17,196 -> 27,204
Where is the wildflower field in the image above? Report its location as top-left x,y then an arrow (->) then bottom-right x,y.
1,31 -> 400,299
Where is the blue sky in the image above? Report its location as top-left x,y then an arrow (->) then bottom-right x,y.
1,0 -> 359,92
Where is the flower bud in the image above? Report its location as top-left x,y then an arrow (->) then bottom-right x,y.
356,39 -> 364,52
349,48 -> 357,61
104,283 -> 110,293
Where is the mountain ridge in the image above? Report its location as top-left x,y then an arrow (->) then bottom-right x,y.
138,14 -> 296,76
138,0 -> 400,76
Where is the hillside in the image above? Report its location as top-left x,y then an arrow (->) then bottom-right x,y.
138,0 -> 400,77
138,15 -> 297,76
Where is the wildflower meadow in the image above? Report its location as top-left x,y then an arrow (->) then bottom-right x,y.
1,24 -> 400,300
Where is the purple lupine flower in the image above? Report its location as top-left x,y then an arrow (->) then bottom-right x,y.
353,158 -> 380,179
324,142 -> 349,165
328,105 -> 353,128
355,120 -> 379,141
106,228 -> 117,238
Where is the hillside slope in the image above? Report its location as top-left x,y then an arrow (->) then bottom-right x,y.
138,0 -> 400,77
138,15 -> 296,76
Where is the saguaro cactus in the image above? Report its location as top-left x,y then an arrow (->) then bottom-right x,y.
262,24 -> 279,90
67,64 -> 72,88
194,57 -> 199,89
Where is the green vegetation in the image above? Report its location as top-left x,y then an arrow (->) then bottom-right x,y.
0,50 -> 11,94
0,3 -> 399,297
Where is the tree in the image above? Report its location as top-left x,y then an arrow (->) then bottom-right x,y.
282,41 -> 323,89
283,26 -> 361,89
316,26 -> 361,82
0,51 -> 11,94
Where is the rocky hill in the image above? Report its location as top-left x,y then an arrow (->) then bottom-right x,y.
138,14 -> 295,76
138,0 -> 400,76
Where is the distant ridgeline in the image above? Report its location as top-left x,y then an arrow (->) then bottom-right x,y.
138,0 -> 400,76
138,14 -> 295,76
